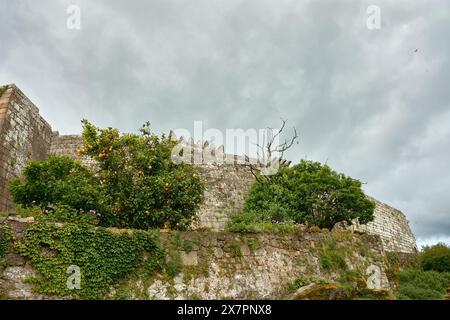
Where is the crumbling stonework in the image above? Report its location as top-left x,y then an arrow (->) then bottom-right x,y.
141,231 -> 390,300
193,163 -> 255,230
0,85 -> 53,211
0,84 -> 418,254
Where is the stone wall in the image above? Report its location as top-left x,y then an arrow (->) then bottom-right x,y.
0,218 -> 391,300
141,231 -> 390,299
48,134 -> 418,253
0,85 -> 53,211
193,163 -> 255,230
344,197 -> 418,253
0,84 -> 418,254
50,133 -> 97,168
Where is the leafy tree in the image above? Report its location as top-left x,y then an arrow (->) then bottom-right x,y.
243,160 -> 375,229
78,120 -> 204,229
421,243 -> 450,273
9,155 -> 106,214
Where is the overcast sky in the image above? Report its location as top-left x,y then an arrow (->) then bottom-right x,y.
1,0 -> 449,247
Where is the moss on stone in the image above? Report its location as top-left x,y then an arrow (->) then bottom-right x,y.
0,85 -> 8,98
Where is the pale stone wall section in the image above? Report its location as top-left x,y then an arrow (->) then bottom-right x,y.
50,133 -> 97,168
345,197 -> 418,253
130,232 -> 390,299
193,163 -> 255,230
0,85 -> 53,211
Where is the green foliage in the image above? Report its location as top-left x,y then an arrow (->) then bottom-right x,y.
9,155 -> 107,216
133,230 -> 166,277
165,257 -> 182,278
230,241 -> 242,257
8,119 -> 205,230
79,120 -> 205,230
288,275 -> 327,293
169,231 -> 193,253
0,85 -> 8,98
319,234 -> 351,273
420,243 -> 450,273
386,251 -> 420,284
241,160 -> 375,230
0,225 -> 12,259
16,221 -> 171,299
15,221 -> 200,298
226,211 -> 303,233
395,269 -> 450,300
320,251 -> 348,271
17,222 -> 143,299
188,293 -> 202,300
39,205 -> 100,225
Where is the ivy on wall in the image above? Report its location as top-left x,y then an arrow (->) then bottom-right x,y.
16,222 -> 170,299
0,225 -> 12,259
0,85 -> 8,98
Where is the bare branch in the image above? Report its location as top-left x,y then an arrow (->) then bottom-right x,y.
246,118 -> 299,182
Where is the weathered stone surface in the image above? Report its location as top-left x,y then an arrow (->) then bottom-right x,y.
0,84 -> 53,212
335,197 -> 418,253
1,265 -> 41,299
139,231 -> 391,300
292,283 -> 349,300
5,253 -> 26,266
0,220 -> 392,300
181,251 -> 198,266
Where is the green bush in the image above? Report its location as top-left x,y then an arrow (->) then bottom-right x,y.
420,243 -> 450,273
9,155 -> 107,215
40,204 -> 100,225
0,85 -> 8,98
395,269 -> 450,300
241,160 -> 375,229
79,120 -> 205,230
9,120 -> 205,230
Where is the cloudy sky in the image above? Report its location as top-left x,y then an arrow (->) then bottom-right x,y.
1,0 -> 449,247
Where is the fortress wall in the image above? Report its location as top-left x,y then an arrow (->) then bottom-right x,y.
48,135 -> 418,252
0,85 -> 418,254
50,133 -> 97,168
0,85 -> 53,211
193,163 -> 255,230
1,218 -> 391,299
346,197 -> 418,253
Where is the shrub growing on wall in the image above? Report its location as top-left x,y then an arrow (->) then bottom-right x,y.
242,160 -> 375,229
78,120 -> 204,230
9,155 -> 107,215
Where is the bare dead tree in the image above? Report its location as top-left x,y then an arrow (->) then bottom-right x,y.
244,119 -> 298,182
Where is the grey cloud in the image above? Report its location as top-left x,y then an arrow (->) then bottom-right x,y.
1,0 -> 449,243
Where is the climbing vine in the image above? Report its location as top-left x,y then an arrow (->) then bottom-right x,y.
0,225 -> 12,259
0,85 -> 8,98
17,221 -> 171,299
